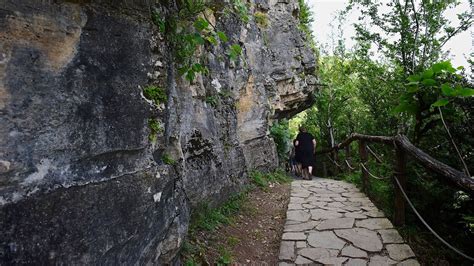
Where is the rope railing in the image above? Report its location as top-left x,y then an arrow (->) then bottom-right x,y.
393,176 -> 474,261
319,135 -> 474,260
345,159 -> 356,170
326,154 -> 342,168
367,145 -> 383,163
317,133 -> 474,194
360,162 -> 390,180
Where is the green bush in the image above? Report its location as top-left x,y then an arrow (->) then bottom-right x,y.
249,169 -> 292,188
190,192 -> 247,232
267,169 -> 293,183
249,170 -> 268,188
143,85 -> 167,105
205,95 -> 218,107
148,118 -> 163,142
270,119 -> 291,161
161,153 -> 176,165
254,11 -> 269,28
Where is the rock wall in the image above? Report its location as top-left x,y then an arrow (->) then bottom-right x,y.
0,0 -> 317,264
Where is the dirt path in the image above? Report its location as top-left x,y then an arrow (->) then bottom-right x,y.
187,183 -> 291,264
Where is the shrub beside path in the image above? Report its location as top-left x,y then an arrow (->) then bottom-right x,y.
278,178 -> 419,265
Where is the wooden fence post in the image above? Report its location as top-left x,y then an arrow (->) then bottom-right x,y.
322,162 -> 327,178
393,145 -> 407,226
332,150 -> 340,175
345,145 -> 352,172
358,140 -> 369,193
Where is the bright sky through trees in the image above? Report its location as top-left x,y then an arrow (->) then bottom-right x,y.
308,0 -> 473,69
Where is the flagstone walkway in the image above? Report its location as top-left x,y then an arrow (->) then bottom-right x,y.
279,179 -> 419,266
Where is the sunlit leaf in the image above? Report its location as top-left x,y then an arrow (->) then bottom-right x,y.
422,79 -> 436,86
217,31 -> 228,42
422,69 -> 434,79
432,98 -> 449,107
228,44 -> 242,61
206,36 -> 218,45
407,86 -> 419,93
406,81 -> 419,86
432,61 -> 452,73
441,84 -> 455,96
193,17 -> 209,31
407,74 -> 421,82
458,88 -> 474,97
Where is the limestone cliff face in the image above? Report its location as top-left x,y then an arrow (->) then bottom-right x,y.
0,0 -> 317,264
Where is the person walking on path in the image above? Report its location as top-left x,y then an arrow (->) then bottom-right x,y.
291,139 -> 302,177
294,126 -> 316,180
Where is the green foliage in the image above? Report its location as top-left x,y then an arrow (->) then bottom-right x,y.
394,61 -> 473,114
143,85 -> 167,105
266,169 -> 293,183
305,1 -> 474,263
148,118 -> 163,142
270,119 -> 291,161
249,170 -> 267,188
346,0 -> 473,74
190,192 -> 247,232
217,245 -> 233,265
228,44 -> 242,61
161,153 -> 176,165
183,189 -> 250,264
249,169 -> 292,189
218,89 -> 233,99
297,0 -> 313,39
205,95 -> 218,107
184,258 -> 198,266
231,0 -> 250,23
226,236 -> 240,247
151,12 -> 166,33
297,0 -> 316,51
152,1 -> 245,82
254,11 -> 269,28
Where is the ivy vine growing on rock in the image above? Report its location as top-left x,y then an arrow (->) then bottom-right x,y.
152,0 -> 249,82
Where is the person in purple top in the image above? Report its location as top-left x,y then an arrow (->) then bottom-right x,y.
294,126 -> 316,180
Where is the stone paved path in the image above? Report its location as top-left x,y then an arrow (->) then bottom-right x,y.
278,178 -> 419,266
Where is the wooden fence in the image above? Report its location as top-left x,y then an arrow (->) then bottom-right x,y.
316,133 -> 474,226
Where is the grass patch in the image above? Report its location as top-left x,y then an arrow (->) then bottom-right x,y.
226,236 -> 240,247
182,169 -> 291,264
249,169 -> 292,189
254,11 -> 269,28
161,153 -> 176,165
143,85 -> 167,105
148,118 -> 163,142
205,95 -> 218,108
217,245 -> 233,265
190,192 -> 247,232
183,191 -> 248,265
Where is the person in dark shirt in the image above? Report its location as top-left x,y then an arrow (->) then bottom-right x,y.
291,139 -> 301,176
295,126 -> 316,180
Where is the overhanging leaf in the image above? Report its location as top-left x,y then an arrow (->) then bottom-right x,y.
432,61 -> 452,73
407,74 -> 421,82
193,17 -> 209,31
432,98 -> 449,107
458,88 -> 474,97
206,35 -> 218,45
441,84 -> 455,96
422,69 -> 434,79
407,86 -> 419,93
422,79 -> 436,86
